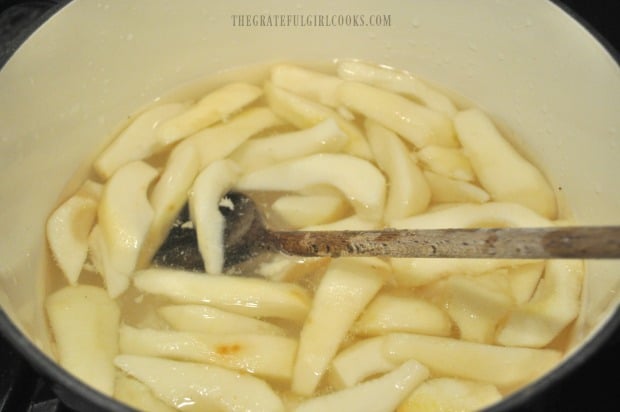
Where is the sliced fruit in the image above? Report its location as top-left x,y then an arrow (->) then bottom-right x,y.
156,82 -> 262,145
115,355 -> 285,412
98,160 -> 158,276
119,325 -> 297,381
496,259 -> 584,348
46,285 -> 120,396
383,333 -> 562,388
271,193 -> 349,228
365,119 -> 431,221
47,184 -> 99,285
353,293 -> 452,337
328,335 -> 399,389
133,268 -> 311,322
294,359 -> 429,412
88,224 -> 130,298
397,377 -> 502,412
292,258 -> 386,395
454,109 -> 557,219
271,63 -> 343,107
188,159 -> 240,274
157,304 -> 286,336
230,118 -> 348,172
337,60 -> 457,117
236,153 -> 386,222
114,374 -> 176,412
424,170 -> 490,204
337,81 -> 457,148
417,145 -> 475,181
94,103 -> 187,179
507,262 -> 546,304
265,81 -> 372,159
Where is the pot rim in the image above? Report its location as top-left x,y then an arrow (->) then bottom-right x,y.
0,1 -> 619,411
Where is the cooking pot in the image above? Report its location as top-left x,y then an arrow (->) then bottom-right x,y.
0,1 -> 619,411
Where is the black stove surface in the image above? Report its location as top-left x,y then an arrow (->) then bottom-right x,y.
1,1 -> 619,411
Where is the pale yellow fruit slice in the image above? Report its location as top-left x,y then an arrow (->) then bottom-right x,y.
156,82 -> 262,145
158,304 -> 286,336
496,259 -> 584,348
133,268 -> 311,322
328,335 -> 399,389
292,258 -> 386,395
265,81 -> 372,159
47,182 -> 100,285
337,81 -> 457,148
114,355 -> 285,412
383,333 -> 562,388
272,194 -> 349,228
507,262 -> 546,304
230,118 -> 348,172
88,224 -> 130,298
271,63 -> 343,107
119,325 -> 297,381
417,145 -> 475,181
46,285 -> 120,396
94,102 -> 187,179
114,374 -> 176,412
294,359 -> 429,412
454,109 -> 557,219
365,119 -> 431,221
185,106 -> 284,168
397,377 -> 502,412
188,159 -> 240,274
98,161 -> 158,276
353,294 -> 452,337
424,170 -> 490,204
236,153 -> 386,222
337,60 -> 458,117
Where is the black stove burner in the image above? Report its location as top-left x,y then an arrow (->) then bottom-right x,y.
0,1 -> 619,411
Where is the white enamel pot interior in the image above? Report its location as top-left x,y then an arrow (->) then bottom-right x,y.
0,1 -> 618,411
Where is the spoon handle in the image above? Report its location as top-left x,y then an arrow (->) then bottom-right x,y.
269,226 -> 620,259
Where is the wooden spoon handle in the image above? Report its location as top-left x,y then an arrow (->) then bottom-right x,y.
269,226 -> 620,259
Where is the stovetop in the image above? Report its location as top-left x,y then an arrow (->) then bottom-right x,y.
1,1 -> 619,411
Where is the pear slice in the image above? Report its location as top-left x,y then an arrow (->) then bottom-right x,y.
115,355 -> 285,412
397,377 -> 502,412
328,336 -> 399,389
496,259 -> 584,348
388,202 -> 552,286
417,145 -> 475,181
337,60 -> 458,117
236,153 -> 386,222
507,262 -> 546,304
46,285 -> 120,396
429,275 -> 514,344
271,63 -> 343,107
264,81 -> 372,159
352,294 -> 452,337
156,82 -> 262,145
94,102 -> 187,179
230,118 -> 348,172
98,160 -> 158,276
185,106 -> 284,168
188,159 -> 240,274
292,258 -> 386,395
271,194 -> 349,229
119,325 -> 297,381
47,182 -> 100,285
114,374 -> 176,412
301,215 -> 381,231
138,141 -> 201,268
365,119 -> 431,221
383,333 -> 562,389
424,170 -> 490,204
133,268 -> 311,322
294,359 -> 429,412
158,304 -> 287,336
88,225 -> 130,298
454,109 -> 557,219
337,81 -> 457,148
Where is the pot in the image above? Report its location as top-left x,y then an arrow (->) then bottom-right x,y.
0,1 -> 618,411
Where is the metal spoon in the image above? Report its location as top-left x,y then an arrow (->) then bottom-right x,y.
153,192 -> 620,272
